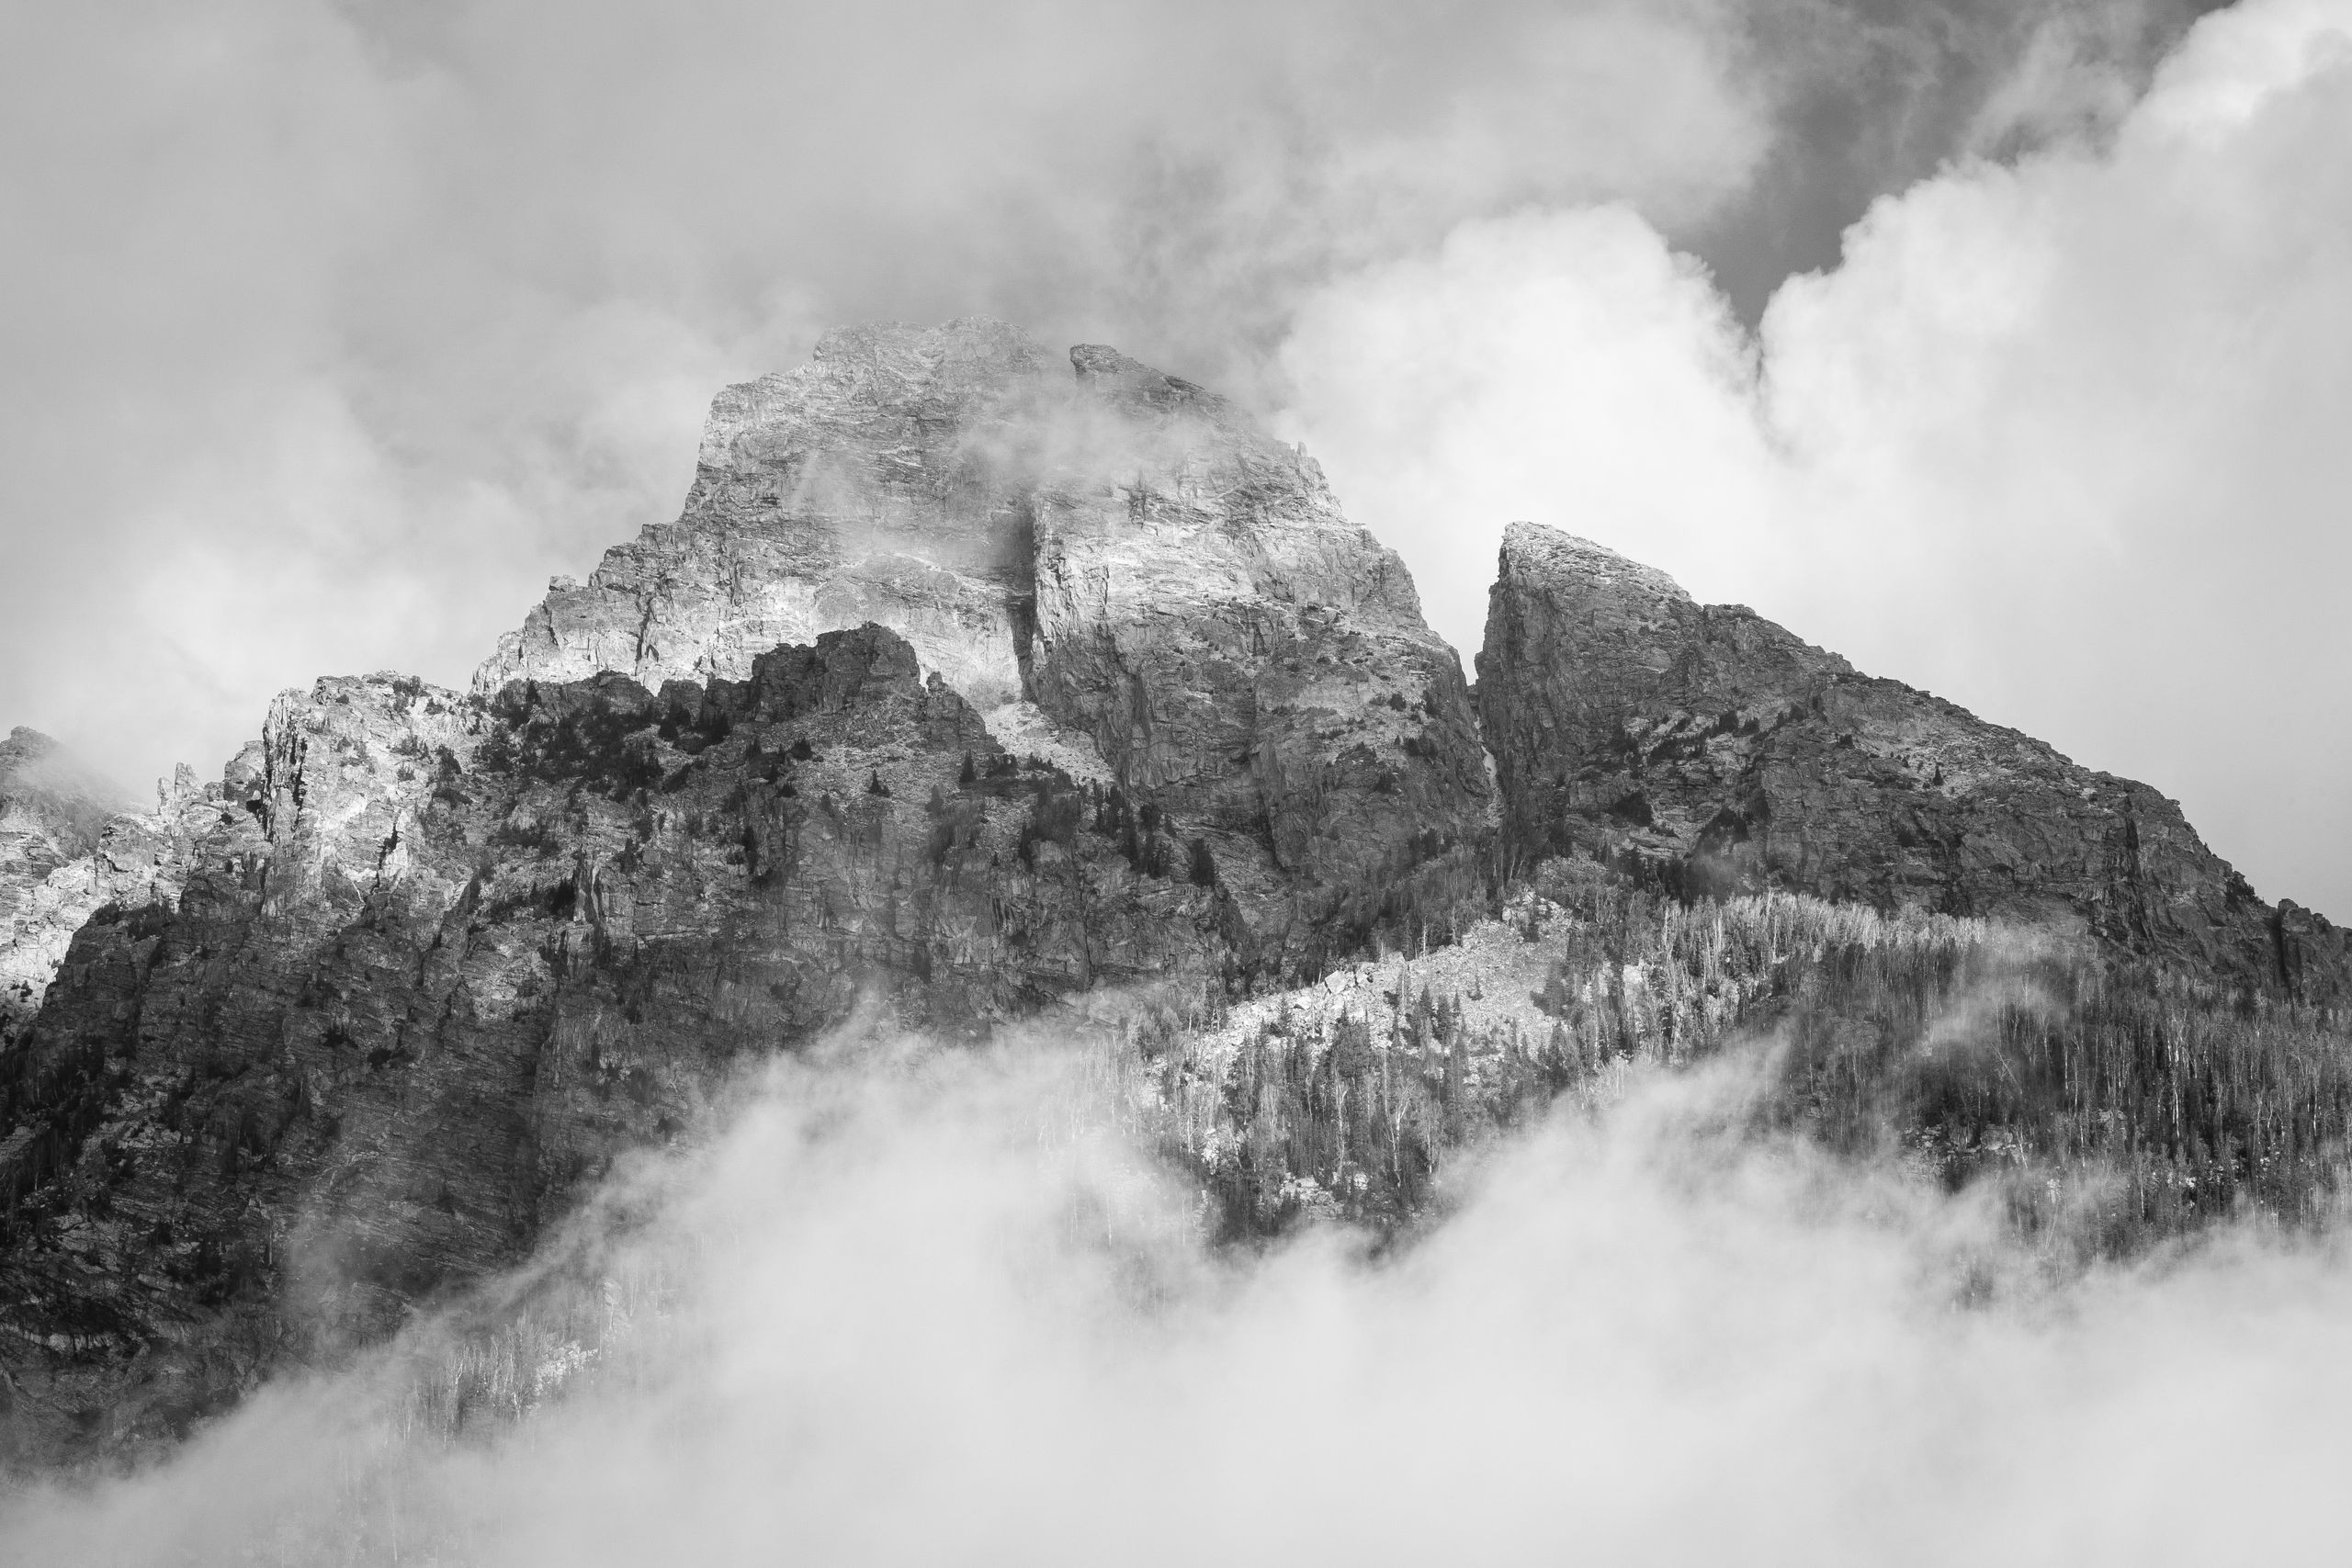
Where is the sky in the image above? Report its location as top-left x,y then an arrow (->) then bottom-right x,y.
5,0 -> 2346,918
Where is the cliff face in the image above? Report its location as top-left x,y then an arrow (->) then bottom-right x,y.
478,321 -> 1491,961
0,626 -> 1229,1453
1476,522 -> 2351,1003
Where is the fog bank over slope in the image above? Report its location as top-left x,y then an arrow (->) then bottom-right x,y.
8,1017 -> 2352,1565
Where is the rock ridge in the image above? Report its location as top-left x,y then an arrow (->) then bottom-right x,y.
1476,520 -> 2352,1004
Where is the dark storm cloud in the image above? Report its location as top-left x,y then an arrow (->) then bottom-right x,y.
1685,0 -> 2232,319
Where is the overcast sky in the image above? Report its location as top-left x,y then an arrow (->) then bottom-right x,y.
6,0 -> 2346,919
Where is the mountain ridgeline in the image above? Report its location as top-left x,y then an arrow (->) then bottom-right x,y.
1,320 -> 2346,1462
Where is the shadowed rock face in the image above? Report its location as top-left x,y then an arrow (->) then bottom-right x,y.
0,626 -> 1228,1455
1028,344 -> 1490,945
1476,522 -> 2350,1003
478,320 -> 1492,962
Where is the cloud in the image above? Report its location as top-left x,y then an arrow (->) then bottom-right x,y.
9,1019 -> 2352,1563
1282,0 -> 2352,918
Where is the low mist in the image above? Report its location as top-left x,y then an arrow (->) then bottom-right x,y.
8,1011 -> 2352,1566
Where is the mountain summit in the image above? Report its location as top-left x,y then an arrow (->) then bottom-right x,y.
481,319 -> 1491,950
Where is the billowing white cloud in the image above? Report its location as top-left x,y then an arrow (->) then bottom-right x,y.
1284,0 -> 2352,917
1278,208 -> 1785,657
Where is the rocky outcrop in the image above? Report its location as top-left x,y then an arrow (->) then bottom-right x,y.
1476,522 -> 2352,1004
0,626 -> 1231,1454
479,320 -> 1491,963
1,732 -> 200,1041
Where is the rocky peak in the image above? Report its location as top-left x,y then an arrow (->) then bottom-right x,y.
478,319 -> 1490,963
1493,522 -> 1693,619
481,318 -> 1054,708
1477,520 -> 2350,1003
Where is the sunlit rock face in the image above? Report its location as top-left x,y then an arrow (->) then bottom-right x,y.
1476,522 -> 2351,1003
479,320 -> 1491,958
478,321 -> 1054,706
0,730 -> 201,1040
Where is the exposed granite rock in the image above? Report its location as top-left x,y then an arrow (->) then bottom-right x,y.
0,626 -> 1226,1456
1476,522 -> 2352,1004
478,321 -> 1491,965
1,732 -> 201,1040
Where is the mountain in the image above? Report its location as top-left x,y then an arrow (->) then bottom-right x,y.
1,321 -> 2345,1464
